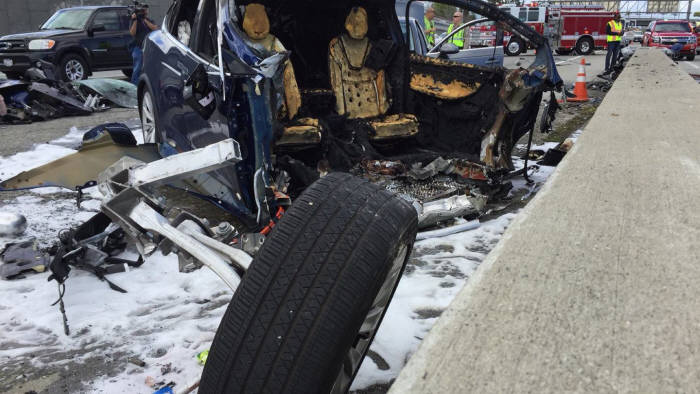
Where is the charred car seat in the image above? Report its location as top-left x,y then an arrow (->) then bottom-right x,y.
242,4 -> 321,147
328,7 -> 418,141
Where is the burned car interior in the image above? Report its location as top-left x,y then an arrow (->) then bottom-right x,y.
222,0 -> 560,190
2,0 -> 562,232
150,1 -> 524,218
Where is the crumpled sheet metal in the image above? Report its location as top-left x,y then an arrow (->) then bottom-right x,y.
407,157 -> 452,180
1,129 -> 160,191
28,82 -> 92,116
0,239 -> 49,279
414,194 -> 481,229
72,78 -> 138,109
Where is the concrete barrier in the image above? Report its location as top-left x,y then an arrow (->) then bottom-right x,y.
389,47 -> 700,393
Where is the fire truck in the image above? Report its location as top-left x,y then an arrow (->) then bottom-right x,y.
496,4 -> 616,56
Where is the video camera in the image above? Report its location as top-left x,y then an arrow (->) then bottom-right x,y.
128,1 -> 148,19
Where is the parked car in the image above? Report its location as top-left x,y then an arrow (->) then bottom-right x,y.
633,29 -> 644,42
400,17 -> 504,67
0,6 -> 135,81
642,20 -> 696,60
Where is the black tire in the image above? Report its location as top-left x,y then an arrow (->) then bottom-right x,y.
200,172 -> 418,394
58,53 -> 88,81
686,53 -> 695,61
122,69 -> 133,78
505,38 -> 523,56
575,37 -> 594,55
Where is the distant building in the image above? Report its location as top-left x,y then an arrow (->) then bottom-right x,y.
646,0 -> 680,13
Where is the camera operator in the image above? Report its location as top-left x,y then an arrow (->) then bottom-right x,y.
129,4 -> 158,85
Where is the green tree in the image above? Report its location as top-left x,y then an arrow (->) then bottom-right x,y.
433,3 -> 457,19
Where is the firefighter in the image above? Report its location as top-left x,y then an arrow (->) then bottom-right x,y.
447,11 -> 465,49
603,11 -> 623,75
424,7 -> 436,47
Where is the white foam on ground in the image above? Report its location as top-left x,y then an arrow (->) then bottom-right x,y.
0,126 -> 570,392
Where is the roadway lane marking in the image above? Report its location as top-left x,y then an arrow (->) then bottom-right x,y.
556,55 -> 582,65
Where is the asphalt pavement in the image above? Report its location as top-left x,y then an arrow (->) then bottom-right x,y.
504,44 -> 700,85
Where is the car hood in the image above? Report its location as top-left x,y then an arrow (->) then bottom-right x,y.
653,32 -> 694,36
0,29 -> 81,41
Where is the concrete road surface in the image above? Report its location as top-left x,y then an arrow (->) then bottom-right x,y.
505,44 -> 700,85
391,47 -> 700,394
504,51 -> 606,85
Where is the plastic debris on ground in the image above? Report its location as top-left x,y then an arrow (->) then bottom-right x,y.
0,67 -> 137,124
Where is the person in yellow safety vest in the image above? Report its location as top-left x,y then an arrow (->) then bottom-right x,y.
424,7 -> 436,47
447,11 -> 465,49
603,11 -> 623,75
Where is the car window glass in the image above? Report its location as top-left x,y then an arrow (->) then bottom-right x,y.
654,23 -> 691,32
518,8 -> 527,21
399,21 -> 415,51
118,10 -> 131,30
41,9 -> 93,30
416,20 -> 428,51
92,10 -> 122,31
528,8 -> 539,22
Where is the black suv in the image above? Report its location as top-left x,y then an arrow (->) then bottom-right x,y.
0,6 -> 135,81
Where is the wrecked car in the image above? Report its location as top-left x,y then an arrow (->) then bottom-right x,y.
1,0 -> 560,392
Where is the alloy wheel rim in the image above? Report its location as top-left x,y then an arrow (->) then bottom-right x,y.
581,41 -> 590,53
329,243 -> 409,394
65,59 -> 84,80
508,41 -> 520,53
141,92 -> 156,144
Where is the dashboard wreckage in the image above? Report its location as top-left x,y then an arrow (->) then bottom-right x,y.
0,0 -> 561,392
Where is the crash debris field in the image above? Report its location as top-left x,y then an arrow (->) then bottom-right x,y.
1,2 -> 699,392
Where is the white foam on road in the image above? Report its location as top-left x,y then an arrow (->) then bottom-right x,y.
0,126 -> 565,392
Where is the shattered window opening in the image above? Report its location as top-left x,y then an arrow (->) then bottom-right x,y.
91,10 -> 124,32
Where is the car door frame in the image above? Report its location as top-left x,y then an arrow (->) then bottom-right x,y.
85,8 -> 130,68
428,18 -> 504,67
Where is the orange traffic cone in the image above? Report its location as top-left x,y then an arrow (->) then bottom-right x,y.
567,57 -> 589,102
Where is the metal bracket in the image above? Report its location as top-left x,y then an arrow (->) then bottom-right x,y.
98,138 -> 252,291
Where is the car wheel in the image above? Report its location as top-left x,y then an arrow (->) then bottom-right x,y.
140,88 -> 160,144
199,172 -> 418,394
122,69 -> 133,78
59,54 -> 88,81
687,53 -> 695,61
505,38 -> 523,56
576,37 -> 594,55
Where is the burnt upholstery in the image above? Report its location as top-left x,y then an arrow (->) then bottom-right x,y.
242,3 -> 320,146
328,7 -> 418,140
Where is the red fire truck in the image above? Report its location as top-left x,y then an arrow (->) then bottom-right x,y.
496,4 -> 616,56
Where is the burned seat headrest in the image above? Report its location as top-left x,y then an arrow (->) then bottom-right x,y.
242,3 -> 270,40
345,7 -> 368,40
